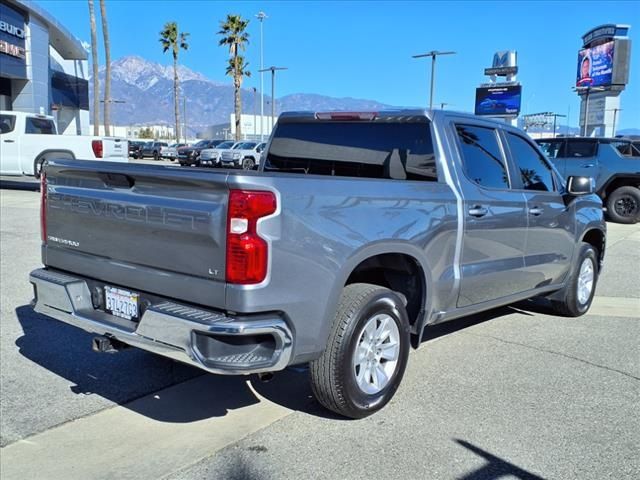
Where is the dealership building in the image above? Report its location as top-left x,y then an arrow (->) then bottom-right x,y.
0,0 -> 90,134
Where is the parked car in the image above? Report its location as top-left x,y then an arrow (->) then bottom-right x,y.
198,141 -> 237,167
537,136 -> 640,223
128,140 -> 145,159
31,110 -> 606,419
219,141 -> 266,170
0,110 -> 128,178
161,143 -> 187,161
138,141 -> 168,160
177,139 -> 225,166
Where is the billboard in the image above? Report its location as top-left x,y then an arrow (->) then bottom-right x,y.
576,41 -> 614,87
474,85 -> 521,116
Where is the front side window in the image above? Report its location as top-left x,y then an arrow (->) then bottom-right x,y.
506,133 -> 555,192
455,124 -> 509,189
0,114 -> 16,133
25,117 -> 56,135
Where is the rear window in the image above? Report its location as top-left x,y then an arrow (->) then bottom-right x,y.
265,121 -> 437,181
25,117 -> 56,134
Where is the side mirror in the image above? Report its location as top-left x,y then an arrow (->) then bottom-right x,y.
567,176 -> 595,195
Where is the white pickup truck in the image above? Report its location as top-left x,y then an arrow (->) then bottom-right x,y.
0,110 -> 128,177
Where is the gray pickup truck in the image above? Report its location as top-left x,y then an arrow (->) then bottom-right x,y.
536,137 -> 640,224
31,110 -> 605,418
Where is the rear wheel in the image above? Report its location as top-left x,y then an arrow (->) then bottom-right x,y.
309,283 -> 410,419
153,151 -> 159,161
549,242 -> 598,317
606,186 -> 640,224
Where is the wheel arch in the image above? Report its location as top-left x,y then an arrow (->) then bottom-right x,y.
325,242 -> 433,349
581,228 -> 606,270
598,175 -> 640,200
31,149 -> 75,177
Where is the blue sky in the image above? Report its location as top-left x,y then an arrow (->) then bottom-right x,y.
38,0 -> 639,129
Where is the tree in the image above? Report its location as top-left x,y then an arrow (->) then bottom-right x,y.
99,0 -> 111,136
88,0 -> 99,135
160,22 -> 189,142
218,14 -> 251,141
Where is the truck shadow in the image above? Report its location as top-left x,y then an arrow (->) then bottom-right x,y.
14,300 -> 545,423
454,439 -> 545,480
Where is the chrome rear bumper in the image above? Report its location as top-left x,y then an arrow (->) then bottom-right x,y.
29,268 -> 293,375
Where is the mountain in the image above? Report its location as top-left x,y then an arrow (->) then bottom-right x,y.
91,56 -> 394,134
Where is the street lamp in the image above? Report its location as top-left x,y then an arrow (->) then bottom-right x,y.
259,66 -> 287,133
548,113 -> 566,138
573,86 -> 606,136
412,50 -> 456,110
255,11 -> 268,141
607,108 -> 622,137
100,99 -> 125,136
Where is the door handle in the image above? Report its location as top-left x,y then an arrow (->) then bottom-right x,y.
529,207 -> 544,216
468,206 -> 488,218
3,139 -> 14,143
580,163 -> 595,168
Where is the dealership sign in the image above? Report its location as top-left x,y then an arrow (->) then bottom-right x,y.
0,19 -> 25,38
484,50 -> 518,76
0,1 -> 27,72
0,39 -> 24,58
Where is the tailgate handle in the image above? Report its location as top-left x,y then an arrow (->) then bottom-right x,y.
99,172 -> 135,188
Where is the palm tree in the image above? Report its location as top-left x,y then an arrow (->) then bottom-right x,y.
99,0 -> 111,136
160,22 -> 189,142
218,14 -> 251,141
88,0 -> 99,135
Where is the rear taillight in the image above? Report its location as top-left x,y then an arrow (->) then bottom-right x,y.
92,140 -> 103,158
226,190 -> 277,284
40,173 -> 47,244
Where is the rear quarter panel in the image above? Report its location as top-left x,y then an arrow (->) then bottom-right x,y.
225,171 -> 458,362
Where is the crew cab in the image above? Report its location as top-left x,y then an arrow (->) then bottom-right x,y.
30,110 -> 605,419
219,141 -> 266,170
0,111 -> 128,177
139,141 -> 169,160
537,136 -> 640,223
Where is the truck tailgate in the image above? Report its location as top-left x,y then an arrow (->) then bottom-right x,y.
101,137 -> 128,160
43,159 -> 228,308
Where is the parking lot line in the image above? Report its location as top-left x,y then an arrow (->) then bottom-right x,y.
588,296 -> 640,318
0,375 -> 293,480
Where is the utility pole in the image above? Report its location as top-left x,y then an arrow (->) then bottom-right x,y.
412,50 -> 456,110
259,66 -> 287,134
256,11 -> 267,141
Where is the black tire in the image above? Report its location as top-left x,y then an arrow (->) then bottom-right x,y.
549,242 -> 598,317
153,151 -> 159,161
606,186 -> 640,224
33,157 -> 44,179
309,283 -> 410,419
242,158 -> 255,170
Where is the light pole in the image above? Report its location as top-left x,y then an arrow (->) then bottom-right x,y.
183,96 -> 187,143
100,99 -> 125,136
549,113 -> 566,138
256,11 -> 267,141
259,66 -> 287,133
253,87 -> 258,139
412,50 -> 456,110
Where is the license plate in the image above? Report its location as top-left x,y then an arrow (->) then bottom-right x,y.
104,286 -> 139,320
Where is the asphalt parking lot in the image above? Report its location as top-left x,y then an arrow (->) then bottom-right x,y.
0,181 -> 638,480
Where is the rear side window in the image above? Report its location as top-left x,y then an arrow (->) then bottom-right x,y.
455,124 -> 509,189
506,133 -> 555,192
0,114 -> 16,133
265,121 -> 437,181
564,140 -> 597,158
537,140 -> 563,159
25,117 -> 56,134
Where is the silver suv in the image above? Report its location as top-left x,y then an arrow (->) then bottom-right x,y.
219,141 -> 266,170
